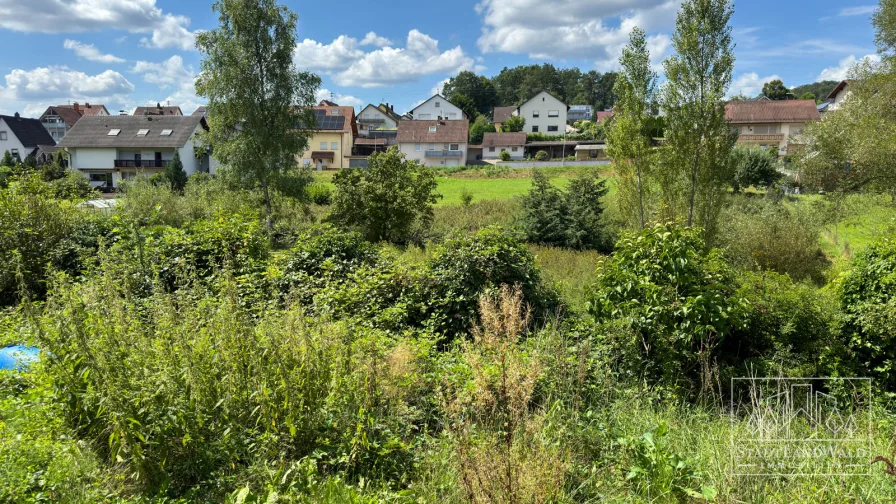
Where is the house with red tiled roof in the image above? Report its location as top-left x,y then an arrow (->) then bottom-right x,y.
725,99 -> 820,155
39,102 -> 109,142
397,119 -> 469,167
481,132 -> 526,160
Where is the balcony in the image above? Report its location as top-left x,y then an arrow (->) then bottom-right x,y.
738,134 -> 785,143
359,117 -> 386,124
114,159 -> 170,168
424,150 -> 463,158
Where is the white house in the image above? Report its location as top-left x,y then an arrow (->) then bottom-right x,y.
358,103 -> 401,136
825,80 -> 851,112
410,94 -> 466,121
518,91 -> 568,135
57,115 -> 215,189
481,132 -> 526,160
397,119 -> 469,167
0,113 -> 56,162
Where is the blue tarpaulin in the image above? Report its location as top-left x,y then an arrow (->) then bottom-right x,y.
0,345 -> 40,371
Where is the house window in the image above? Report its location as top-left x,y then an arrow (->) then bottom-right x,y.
428,144 -> 436,150
418,114 -> 431,119
10,149 -> 18,159
532,110 -> 540,118
448,113 -> 457,119
415,144 -> 421,151
107,129 -> 121,136
331,109 -> 339,115
547,125 -> 559,132
449,144 -> 459,151
753,125 -> 780,134
303,159 -> 311,167
512,147 -> 518,152
331,142 -> 338,150
532,126 -> 539,133
435,102 -> 441,108
0,131 -> 6,141
489,147 -> 496,152
429,126 -> 437,132
320,142 -> 327,150
160,129 -> 173,136
548,110 -> 559,117
136,129 -> 150,136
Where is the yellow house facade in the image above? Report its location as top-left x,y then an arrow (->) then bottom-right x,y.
299,106 -> 357,170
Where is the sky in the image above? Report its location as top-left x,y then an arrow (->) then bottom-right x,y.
0,0 -> 882,118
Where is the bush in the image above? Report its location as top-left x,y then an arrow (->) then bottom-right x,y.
498,150 -> 511,161
839,237 -> 896,390
730,146 -> 781,191
49,171 -> 96,200
307,182 -> 333,205
329,147 -> 441,243
717,197 -> 829,284
459,187 -> 473,207
587,222 -> 744,390
519,170 -> 611,251
535,150 -> 549,161
427,226 -> 559,339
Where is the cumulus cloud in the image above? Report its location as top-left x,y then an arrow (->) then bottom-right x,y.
63,39 -> 125,64
4,66 -> 134,101
295,30 -> 474,88
360,32 -> 393,47
316,88 -> 363,107
132,55 -> 202,113
817,54 -> 881,81
0,0 -> 196,50
728,72 -> 782,98
475,0 -> 679,67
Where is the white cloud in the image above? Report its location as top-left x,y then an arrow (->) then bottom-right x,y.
360,32 -> 393,47
475,0 -> 679,67
63,39 -> 125,64
4,66 -> 134,101
431,78 -> 450,96
817,54 -> 881,81
132,55 -> 202,113
295,30 -> 475,88
316,88 -> 363,107
0,0 -> 196,50
728,72 -> 782,98
839,5 -> 877,16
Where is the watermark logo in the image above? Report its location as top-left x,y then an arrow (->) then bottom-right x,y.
730,378 -> 872,476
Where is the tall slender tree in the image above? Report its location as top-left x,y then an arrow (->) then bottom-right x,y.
195,0 -> 320,224
661,0 -> 737,236
607,27 -> 658,230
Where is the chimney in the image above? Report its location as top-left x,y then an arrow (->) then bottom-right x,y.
85,102 -> 90,109
14,112 -> 19,118
73,102 -> 80,113
390,104 -> 394,112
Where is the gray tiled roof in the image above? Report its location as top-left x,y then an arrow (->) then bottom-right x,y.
0,114 -> 55,148
57,115 -> 206,148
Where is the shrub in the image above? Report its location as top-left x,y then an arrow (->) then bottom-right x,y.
329,147 -> 441,243
730,146 -> 781,191
427,226 -> 559,339
718,197 -> 829,284
49,171 -> 96,200
535,150 -> 549,161
839,237 -> 896,390
459,187 -> 473,207
307,182 -> 333,205
587,222 -> 744,390
503,115 -> 525,133
498,150 -> 511,161
519,171 -> 611,251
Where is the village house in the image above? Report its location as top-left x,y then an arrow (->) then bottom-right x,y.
134,104 -> 184,116
492,91 -> 569,136
725,99 -> 820,155
39,103 -> 109,142
481,132 -> 526,160
0,113 -> 56,162
410,95 -> 466,120
397,119 -> 468,167
299,106 -> 357,170
492,106 -> 517,131
57,115 -> 214,189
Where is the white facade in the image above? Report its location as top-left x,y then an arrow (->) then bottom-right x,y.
482,145 -> 524,160
358,104 -> 399,136
398,141 -> 467,167
0,117 -> 29,161
411,95 -> 465,121
734,122 -> 809,154
518,91 -> 568,136
828,83 -> 851,111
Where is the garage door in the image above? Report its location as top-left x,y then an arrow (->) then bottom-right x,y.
445,159 -> 461,167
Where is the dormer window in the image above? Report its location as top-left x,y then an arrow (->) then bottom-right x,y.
107,129 -> 121,136
160,129 -> 173,136
429,126 -> 437,132
137,129 -> 149,137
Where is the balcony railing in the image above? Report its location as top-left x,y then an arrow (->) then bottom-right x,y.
359,117 -> 386,124
114,159 -> 170,168
738,134 -> 785,143
424,150 -> 463,158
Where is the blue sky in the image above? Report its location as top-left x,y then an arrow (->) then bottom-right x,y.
0,0 -> 880,118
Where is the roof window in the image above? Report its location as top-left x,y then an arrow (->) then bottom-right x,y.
160,129 -> 173,136
107,129 -> 121,136
137,129 -> 150,137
